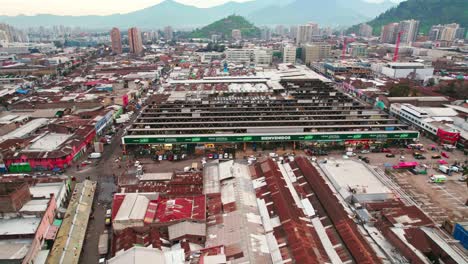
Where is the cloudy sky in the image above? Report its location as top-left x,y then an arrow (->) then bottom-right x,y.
0,0 -> 404,16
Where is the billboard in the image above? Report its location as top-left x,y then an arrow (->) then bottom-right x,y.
123,132 -> 419,144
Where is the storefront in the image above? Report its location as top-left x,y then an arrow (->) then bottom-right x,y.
123,131 -> 419,154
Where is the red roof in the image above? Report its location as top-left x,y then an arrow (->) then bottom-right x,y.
112,194 -> 126,220
154,196 -> 206,223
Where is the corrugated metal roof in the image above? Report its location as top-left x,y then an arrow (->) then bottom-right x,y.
129,195 -> 149,221
168,221 -> 206,240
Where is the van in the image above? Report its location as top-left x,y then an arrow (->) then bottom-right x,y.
430,175 -> 447,183
439,165 -> 450,174
88,153 -> 102,159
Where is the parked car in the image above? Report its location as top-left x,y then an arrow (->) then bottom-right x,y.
88,152 -> 102,159
358,156 -> 370,163
450,166 -> 461,173
415,155 -> 426,160
431,154 -> 441,159
382,148 -> 392,153
386,153 -> 395,158
360,150 -> 370,154
441,152 -> 449,158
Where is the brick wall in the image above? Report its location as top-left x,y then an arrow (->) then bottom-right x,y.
0,182 -> 31,213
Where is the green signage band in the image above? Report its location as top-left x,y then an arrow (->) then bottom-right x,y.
123,132 -> 419,144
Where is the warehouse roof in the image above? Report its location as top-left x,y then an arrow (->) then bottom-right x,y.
108,247 -> 168,264
0,217 -> 41,236
168,221 -> 206,240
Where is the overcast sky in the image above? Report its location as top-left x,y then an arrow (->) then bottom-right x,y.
0,0 -> 404,16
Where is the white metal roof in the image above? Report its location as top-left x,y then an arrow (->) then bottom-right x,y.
19,199 -> 49,213
168,221 -> 206,240
0,217 -> 41,236
2,118 -> 49,139
320,159 -> 393,197
29,182 -> 64,199
109,247 -> 167,264
129,195 -> 149,221
140,172 -> 173,181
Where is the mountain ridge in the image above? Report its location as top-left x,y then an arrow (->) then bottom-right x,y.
0,0 -> 397,29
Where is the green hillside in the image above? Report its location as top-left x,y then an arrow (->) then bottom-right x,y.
348,0 -> 468,35
190,15 -> 260,39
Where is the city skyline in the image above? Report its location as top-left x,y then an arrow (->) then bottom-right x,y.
1,0 -> 404,16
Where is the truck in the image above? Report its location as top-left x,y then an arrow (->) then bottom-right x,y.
98,230 -> 109,255
430,175 -> 447,183
439,165 -> 450,174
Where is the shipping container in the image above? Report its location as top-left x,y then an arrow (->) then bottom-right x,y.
453,223 -> 468,249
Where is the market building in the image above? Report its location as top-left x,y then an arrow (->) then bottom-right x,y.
122,65 -> 418,157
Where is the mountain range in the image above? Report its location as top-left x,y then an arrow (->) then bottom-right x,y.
0,0 -> 397,29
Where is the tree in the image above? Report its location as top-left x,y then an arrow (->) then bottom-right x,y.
388,83 -> 412,97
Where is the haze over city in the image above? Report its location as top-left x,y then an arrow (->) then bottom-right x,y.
1,0 -> 405,16
0,0 -> 467,264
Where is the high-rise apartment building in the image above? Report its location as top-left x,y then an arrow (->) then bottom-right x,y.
429,23 -> 465,41
296,23 -> 319,45
164,26 -> 173,40
232,29 -> 242,41
428,25 -> 444,41
128,27 -> 143,54
289,26 -> 298,40
398,19 -> 419,44
380,23 -> 399,44
301,43 -> 331,64
261,27 -> 271,41
455,27 -> 466,40
282,45 -> 297,64
358,24 -> 373,38
275,25 -> 286,37
110,28 -> 122,54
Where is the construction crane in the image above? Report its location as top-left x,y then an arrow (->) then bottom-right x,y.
341,38 -> 347,60
393,31 -> 403,62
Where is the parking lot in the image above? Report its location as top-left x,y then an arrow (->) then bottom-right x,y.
314,136 -> 468,224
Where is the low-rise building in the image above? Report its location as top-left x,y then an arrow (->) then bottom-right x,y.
380,62 -> 434,80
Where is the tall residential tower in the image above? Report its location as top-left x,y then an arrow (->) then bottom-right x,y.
128,27 -> 143,54
110,27 -> 122,54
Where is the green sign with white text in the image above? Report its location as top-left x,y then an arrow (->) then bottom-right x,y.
123,132 -> 418,144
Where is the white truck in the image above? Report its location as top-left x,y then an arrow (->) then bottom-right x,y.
98,230 -> 109,256
439,165 -> 450,174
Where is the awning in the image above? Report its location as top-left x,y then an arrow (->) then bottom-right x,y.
45,225 -> 59,240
